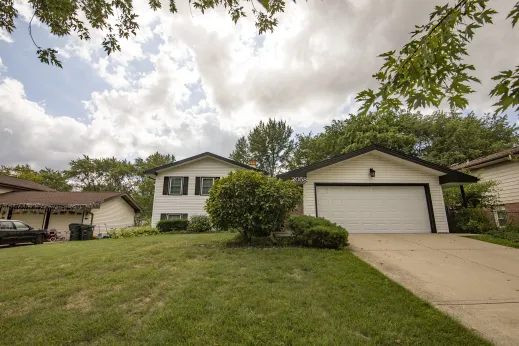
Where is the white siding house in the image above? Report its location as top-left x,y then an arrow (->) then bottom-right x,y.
279,145 -> 478,234
146,153 -> 261,226
452,147 -> 519,225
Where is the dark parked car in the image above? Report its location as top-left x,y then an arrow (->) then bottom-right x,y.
0,220 -> 48,246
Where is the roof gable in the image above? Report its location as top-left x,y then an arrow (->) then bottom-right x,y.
278,144 -> 477,185
144,152 -> 265,175
0,191 -> 141,212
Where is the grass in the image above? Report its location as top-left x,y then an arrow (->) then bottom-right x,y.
0,234 -> 488,346
466,234 -> 519,249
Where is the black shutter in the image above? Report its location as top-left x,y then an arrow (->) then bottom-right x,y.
160,213 -> 167,220
183,177 -> 189,195
181,213 -> 188,220
163,177 -> 170,195
195,177 -> 201,195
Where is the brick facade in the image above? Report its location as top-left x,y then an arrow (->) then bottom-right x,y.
504,202 -> 519,224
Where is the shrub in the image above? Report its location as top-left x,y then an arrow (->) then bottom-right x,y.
286,215 -> 348,249
187,215 -> 212,233
205,170 -> 302,241
452,208 -> 493,234
156,219 -> 189,233
487,223 -> 519,242
109,226 -> 160,239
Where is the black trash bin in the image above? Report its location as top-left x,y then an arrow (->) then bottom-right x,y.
69,224 -> 95,241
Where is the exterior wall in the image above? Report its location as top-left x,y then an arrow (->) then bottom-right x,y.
0,186 -> 13,194
151,157 -> 242,226
91,197 -> 136,233
303,151 -> 449,233
475,161 -> 519,205
47,212 -> 83,233
503,202 -> 519,224
11,209 -> 45,228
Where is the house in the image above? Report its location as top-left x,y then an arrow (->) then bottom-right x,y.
451,146 -> 519,226
145,152 -> 263,226
278,145 -> 477,234
0,175 -> 141,234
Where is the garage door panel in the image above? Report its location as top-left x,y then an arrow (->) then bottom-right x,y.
316,185 -> 430,234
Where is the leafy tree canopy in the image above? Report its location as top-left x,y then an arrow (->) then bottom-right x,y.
230,118 -> 295,176
0,0 -> 289,67
356,0 -> 519,117
0,164 -> 72,191
288,111 -> 518,169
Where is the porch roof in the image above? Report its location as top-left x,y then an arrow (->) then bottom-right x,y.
0,191 -> 141,212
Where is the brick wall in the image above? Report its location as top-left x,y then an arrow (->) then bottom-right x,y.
504,202 -> 519,224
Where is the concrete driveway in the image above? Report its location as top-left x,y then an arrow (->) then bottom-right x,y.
350,234 -> 519,345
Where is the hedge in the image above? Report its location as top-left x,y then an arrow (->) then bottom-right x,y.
156,219 -> 189,233
285,215 -> 348,249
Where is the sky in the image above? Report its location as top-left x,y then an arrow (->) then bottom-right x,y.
0,0 -> 518,170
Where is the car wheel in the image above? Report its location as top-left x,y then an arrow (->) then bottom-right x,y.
34,235 -> 44,245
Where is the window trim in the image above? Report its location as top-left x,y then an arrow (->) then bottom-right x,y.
166,214 -> 182,220
494,207 -> 508,228
0,221 -> 15,230
12,221 -> 31,230
168,177 -> 184,196
201,177 -> 215,196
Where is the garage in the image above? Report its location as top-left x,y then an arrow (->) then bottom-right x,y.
316,185 -> 432,233
278,145 -> 479,234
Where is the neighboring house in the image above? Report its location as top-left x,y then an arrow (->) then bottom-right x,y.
278,145 -> 477,234
0,175 -> 141,234
145,152 -> 263,226
451,146 -> 519,226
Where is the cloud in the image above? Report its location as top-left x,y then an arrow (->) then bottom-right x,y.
1,0 -> 518,170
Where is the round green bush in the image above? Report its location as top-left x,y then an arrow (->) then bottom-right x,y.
205,170 -> 302,240
187,215 -> 212,233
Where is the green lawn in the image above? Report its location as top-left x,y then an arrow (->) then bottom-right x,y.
467,234 -> 519,249
0,234 -> 487,345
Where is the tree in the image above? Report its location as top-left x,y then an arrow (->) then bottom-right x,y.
288,111 -> 427,169
230,118 -> 295,176
38,168 -> 72,191
356,0 -> 519,116
0,0 -> 289,68
229,136 -> 251,164
288,110 -> 518,169
421,112 -> 519,166
205,170 -> 301,241
66,156 -> 138,192
133,152 -> 175,218
443,178 -> 500,209
0,164 -> 71,191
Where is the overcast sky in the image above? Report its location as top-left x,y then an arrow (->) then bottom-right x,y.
0,0 -> 518,170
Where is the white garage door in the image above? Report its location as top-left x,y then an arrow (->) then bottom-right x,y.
316,185 -> 431,233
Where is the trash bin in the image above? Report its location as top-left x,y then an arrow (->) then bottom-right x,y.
69,224 -> 95,241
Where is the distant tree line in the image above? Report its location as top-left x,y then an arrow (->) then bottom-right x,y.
0,153 -> 174,219
230,112 -> 519,174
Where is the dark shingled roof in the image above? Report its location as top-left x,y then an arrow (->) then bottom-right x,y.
0,191 -> 141,212
0,175 -> 56,192
451,146 -> 519,170
144,152 -> 266,175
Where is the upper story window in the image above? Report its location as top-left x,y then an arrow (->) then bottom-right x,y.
201,178 -> 215,195
169,177 -> 183,195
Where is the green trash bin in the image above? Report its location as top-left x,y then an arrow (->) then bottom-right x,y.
69,223 -> 82,241
69,224 -> 94,241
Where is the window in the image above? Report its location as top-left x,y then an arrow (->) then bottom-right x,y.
201,178 -> 215,195
167,214 -> 182,220
495,208 -> 508,227
0,221 -> 14,230
169,177 -> 183,195
12,221 -> 30,231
